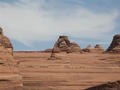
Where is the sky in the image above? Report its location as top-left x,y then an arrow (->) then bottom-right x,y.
0,0 -> 120,51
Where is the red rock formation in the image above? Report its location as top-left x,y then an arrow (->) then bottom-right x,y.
58,42 -> 81,52
70,42 -> 81,52
0,27 -> 22,90
107,34 -> 120,53
82,44 -> 104,53
45,36 -> 81,53
86,80 -> 120,90
0,27 -> 13,55
48,36 -> 81,60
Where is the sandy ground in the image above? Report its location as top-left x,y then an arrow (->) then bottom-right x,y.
14,52 -> 120,90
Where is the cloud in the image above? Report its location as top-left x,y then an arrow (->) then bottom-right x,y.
0,0 -> 119,46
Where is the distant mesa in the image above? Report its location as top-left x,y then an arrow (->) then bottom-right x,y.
85,80 -> 120,90
0,27 -> 13,55
107,34 -> 120,53
82,44 -> 104,53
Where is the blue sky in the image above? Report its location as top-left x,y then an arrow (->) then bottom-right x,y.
0,0 -> 120,51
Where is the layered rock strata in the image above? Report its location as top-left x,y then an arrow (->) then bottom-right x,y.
0,27 -> 22,90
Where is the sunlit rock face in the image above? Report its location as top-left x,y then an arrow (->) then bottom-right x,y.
0,27 -> 13,55
0,27 -> 22,90
107,34 -> 120,53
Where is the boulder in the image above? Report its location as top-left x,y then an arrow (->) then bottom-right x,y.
107,34 -> 120,53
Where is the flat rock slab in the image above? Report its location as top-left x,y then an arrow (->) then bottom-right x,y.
14,52 -> 120,90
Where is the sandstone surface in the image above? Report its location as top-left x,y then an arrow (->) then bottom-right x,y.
0,28 -> 22,90
13,52 -> 120,90
107,34 -> 120,53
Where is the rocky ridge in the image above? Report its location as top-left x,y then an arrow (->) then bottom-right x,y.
0,27 -> 22,90
107,34 -> 120,53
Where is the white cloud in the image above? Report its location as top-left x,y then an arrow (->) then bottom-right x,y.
0,0 -> 119,46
